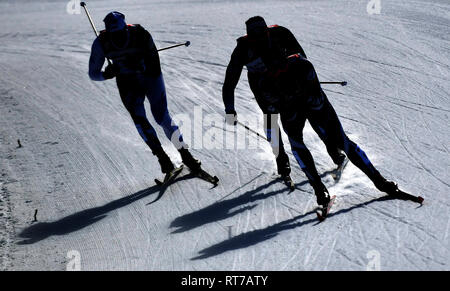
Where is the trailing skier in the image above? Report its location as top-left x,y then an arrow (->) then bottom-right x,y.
256,52 -> 422,218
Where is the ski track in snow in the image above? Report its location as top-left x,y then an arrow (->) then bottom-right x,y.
0,0 -> 449,270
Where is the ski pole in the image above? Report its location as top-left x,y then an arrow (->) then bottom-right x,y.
81,2 -> 189,54
236,120 -> 268,141
80,2 -> 99,36
80,2 -> 112,65
320,81 -> 347,86
158,41 -> 190,52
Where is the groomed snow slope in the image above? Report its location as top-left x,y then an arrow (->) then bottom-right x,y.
0,0 -> 449,270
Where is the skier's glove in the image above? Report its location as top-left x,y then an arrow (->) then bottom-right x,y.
225,110 -> 237,126
102,64 -> 118,80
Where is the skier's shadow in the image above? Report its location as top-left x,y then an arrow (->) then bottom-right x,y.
17,184 -> 162,245
191,195 -> 408,260
147,173 -> 192,205
170,169 -> 338,234
170,177 -> 311,234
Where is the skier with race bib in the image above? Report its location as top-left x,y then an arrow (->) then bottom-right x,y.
88,12 -> 202,178
256,51 -> 416,217
222,16 -> 346,184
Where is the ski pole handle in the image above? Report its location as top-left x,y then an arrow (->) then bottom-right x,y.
157,41 -> 191,52
320,81 -> 347,86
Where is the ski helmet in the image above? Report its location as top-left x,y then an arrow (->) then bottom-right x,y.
245,16 -> 268,39
104,11 -> 126,32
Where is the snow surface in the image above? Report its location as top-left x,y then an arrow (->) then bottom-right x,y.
0,0 -> 449,270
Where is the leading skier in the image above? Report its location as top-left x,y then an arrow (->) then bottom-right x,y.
88,11 -> 201,176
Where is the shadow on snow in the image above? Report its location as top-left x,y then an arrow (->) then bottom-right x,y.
170,176 -> 312,234
17,182 -> 168,245
170,170 -> 339,234
17,170 -> 213,244
191,195 -> 416,260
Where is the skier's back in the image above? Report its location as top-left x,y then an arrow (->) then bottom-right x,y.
88,11 -> 201,175
222,16 -> 346,179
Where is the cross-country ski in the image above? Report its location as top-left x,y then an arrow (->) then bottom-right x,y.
154,165 -> 184,187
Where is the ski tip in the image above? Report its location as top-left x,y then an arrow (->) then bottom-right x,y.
154,179 -> 162,186
417,196 -> 424,204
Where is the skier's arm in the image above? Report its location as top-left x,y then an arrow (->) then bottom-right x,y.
222,46 -> 245,113
281,27 -> 307,58
88,38 -> 106,81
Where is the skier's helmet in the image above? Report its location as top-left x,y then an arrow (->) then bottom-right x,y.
104,11 -> 126,32
245,16 -> 268,40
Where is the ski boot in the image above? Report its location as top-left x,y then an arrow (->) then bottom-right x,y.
331,154 -> 349,181
314,184 -> 337,221
375,177 -> 399,196
179,148 -> 201,172
155,150 -> 175,174
276,151 -> 291,177
335,152 -> 347,168
374,177 -> 424,204
179,148 -> 219,185
315,185 -> 331,208
276,151 -> 295,190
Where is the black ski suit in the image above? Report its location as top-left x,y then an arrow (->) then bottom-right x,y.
222,25 -> 344,175
261,54 -> 386,198
89,24 -> 186,157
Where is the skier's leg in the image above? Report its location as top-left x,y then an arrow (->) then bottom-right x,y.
117,76 -> 174,173
311,98 -> 395,192
250,74 -> 291,176
264,113 -> 290,176
117,76 -> 162,152
145,74 -> 200,171
309,118 -> 346,166
144,74 -> 186,149
281,111 -> 329,205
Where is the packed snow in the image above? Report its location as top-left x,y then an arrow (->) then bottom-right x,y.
0,0 -> 449,270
